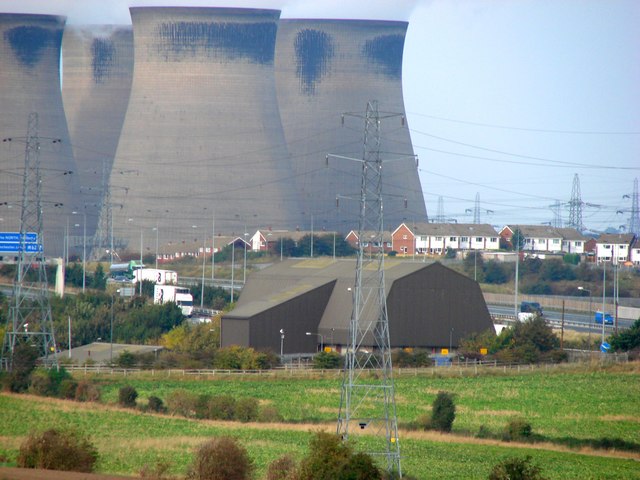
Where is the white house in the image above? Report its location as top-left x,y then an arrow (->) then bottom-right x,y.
596,233 -> 635,264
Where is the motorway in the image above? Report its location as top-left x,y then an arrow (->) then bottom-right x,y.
488,304 -> 633,332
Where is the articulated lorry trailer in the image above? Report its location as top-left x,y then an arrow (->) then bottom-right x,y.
154,285 -> 193,317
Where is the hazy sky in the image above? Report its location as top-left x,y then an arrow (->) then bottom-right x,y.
4,0 -> 639,232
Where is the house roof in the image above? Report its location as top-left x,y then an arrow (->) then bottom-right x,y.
345,230 -> 393,243
597,233 -> 636,245
404,222 -> 498,237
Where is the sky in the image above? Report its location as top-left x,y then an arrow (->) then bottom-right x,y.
4,0 -> 639,233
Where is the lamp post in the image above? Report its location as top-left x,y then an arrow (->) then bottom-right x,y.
279,329 -> 285,359
230,240 -> 235,303
449,328 -> 454,353
110,289 -> 119,365
243,227 -> 248,285
601,264 -> 606,350
306,332 -> 324,352
153,225 -> 159,269
578,286 -> 592,350
72,210 -> 86,293
201,231 -> 206,309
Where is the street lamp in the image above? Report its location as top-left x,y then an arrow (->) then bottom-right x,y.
578,286 -> 592,350
601,264 -> 607,350
110,289 -> 120,365
306,332 -> 324,352
280,329 -> 285,359
230,239 -> 235,303
153,225 -> 159,270
72,210 -> 86,293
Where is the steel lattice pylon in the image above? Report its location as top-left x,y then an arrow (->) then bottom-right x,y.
568,173 -> 584,232
333,101 -> 404,477
1,114 -> 58,371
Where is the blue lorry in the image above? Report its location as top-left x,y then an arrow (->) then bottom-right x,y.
594,311 -> 613,325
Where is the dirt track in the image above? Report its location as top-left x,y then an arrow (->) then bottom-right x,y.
0,467 -> 134,480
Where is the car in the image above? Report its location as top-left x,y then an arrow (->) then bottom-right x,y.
520,301 -> 543,316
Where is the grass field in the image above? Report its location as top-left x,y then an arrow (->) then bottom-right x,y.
1,363 -> 639,479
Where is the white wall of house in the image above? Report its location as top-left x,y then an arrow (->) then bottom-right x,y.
596,243 -> 630,264
631,248 -> 640,266
562,240 -> 585,254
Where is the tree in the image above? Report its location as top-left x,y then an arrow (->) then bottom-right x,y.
483,260 -> 509,284
186,436 -> 253,480
609,319 -> 640,352
539,258 -> 575,281
17,428 -> 98,473
511,229 -> 525,251
91,263 -> 107,290
431,391 -> 456,432
489,456 -> 547,480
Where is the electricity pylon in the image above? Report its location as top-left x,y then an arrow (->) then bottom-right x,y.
329,101 -> 408,477
568,174 -> 584,232
1,113 -> 58,370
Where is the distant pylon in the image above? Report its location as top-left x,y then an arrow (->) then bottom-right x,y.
1,114 -> 58,370
627,178 -> 639,236
568,174 -> 584,232
435,196 -> 445,223
473,192 -> 481,224
331,101 -> 404,477
551,200 -> 563,228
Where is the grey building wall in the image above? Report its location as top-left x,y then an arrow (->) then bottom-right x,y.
0,13 -> 80,256
107,7 -> 303,253
62,25 -> 134,249
222,260 -> 493,354
274,19 -> 428,234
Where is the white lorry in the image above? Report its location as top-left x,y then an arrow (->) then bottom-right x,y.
154,285 -> 193,317
134,268 -> 178,285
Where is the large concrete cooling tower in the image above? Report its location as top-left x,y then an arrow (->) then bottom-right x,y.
62,25 -> 134,250
108,7 -> 302,253
275,20 -> 427,232
0,13 -> 79,256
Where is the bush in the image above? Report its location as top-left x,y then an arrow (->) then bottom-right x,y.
207,395 -> 236,420
147,395 -> 165,413
503,418 -> 533,441
186,436 -> 253,480
117,350 -> 137,368
234,397 -> 259,423
17,428 -> 98,472
3,342 -> 39,393
258,405 -> 284,423
75,380 -> 101,402
431,391 -> 456,432
118,385 -> 138,408
28,367 -> 73,398
313,351 -> 343,369
297,431 -> 382,480
266,455 -> 297,480
166,389 -> 198,417
489,456 -> 547,480
59,378 -> 79,400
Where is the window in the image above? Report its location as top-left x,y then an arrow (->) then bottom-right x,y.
604,245 -> 611,249
435,236 -> 442,241
449,237 -> 457,242
490,237 -> 497,242
476,237 -> 482,242
552,239 -> 560,244
461,236 -> 468,242
402,234 -> 407,240
576,241 -> 582,247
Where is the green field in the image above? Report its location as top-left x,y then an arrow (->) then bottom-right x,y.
1,363 -> 639,479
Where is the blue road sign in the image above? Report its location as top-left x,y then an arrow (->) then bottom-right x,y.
0,232 -> 38,243
0,242 -> 42,253
600,342 -> 611,353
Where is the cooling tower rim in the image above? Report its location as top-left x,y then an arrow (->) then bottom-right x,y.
129,6 -> 281,17
279,18 -> 408,28
0,12 -> 66,24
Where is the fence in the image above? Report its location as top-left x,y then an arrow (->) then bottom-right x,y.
63,354 -> 629,379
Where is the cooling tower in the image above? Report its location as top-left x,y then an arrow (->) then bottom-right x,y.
275,20 -> 427,232
108,7 -> 303,253
0,13 -> 79,256
61,25 -> 134,250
